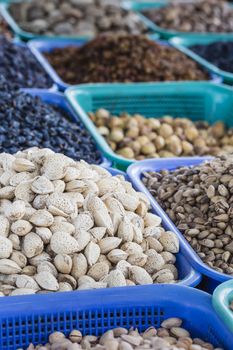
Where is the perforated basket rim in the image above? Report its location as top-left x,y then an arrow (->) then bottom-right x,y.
65,81 -> 233,169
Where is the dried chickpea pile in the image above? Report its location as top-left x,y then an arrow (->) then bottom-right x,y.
143,155 -> 233,275
90,109 -> 233,160
0,148 -> 180,297
18,318 -> 222,350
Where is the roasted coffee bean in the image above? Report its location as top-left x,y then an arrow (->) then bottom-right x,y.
45,34 -> 208,85
143,155 -> 233,275
0,76 -> 101,163
143,0 -> 233,33
9,0 -> 148,37
90,109 -> 233,160
0,36 -> 52,89
191,41 -> 233,73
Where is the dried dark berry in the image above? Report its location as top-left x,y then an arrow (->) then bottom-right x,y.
0,35 -> 53,89
0,76 -> 102,164
45,34 -> 208,84
191,41 -> 233,73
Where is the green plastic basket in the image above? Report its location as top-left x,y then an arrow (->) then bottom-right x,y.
124,1 -> 233,39
170,36 -> 233,84
213,280 -> 233,334
65,82 -> 233,171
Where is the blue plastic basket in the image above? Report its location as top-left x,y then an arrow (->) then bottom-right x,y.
28,38 -> 221,92
127,157 -> 233,293
0,285 -> 232,350
22,89 -> 111,167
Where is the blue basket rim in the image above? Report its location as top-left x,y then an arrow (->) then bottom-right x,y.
127,157 -> 232,283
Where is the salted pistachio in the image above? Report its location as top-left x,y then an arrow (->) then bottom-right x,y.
99,237 -> 122,254
114,192 -> 139,212
58,274 -> 77,289
144,249 -> 165,274
0,259 -> 22,274
9,171 -> 33,187
104,197 -> 125,216
0,215 -> 10,237
35,271 -> 59,291
33,194 -> 49,210
84,241 -> 100,266
152,269 -> 175,284
9,233 -> 20,251
116,260 -> 132,278
53,180 -> 66,193
37,261 -> 58,278
31,176 -> 54,194
71,253 -> 88,280
104,269 -> 127,288
10,251 -> 27,268
0,186 -> 15,200
129,266 -> 153,285
87,262 -> 109,281
11,219 -> 32,236
54,254 -> 72,274
10,288 -> 36,296
144,213 -> 162,227
0,170 -> 16,186
15,181 -> 35,202
35,227 -> 52,244
89,227 -> 106,242
50,231 -> 79,255
117,216 -> 134,243
73,229 -> 91,251
50,221 -> 75,235
16,275 -> 39,291
58,282 -> 73,292
22,232 -> 44,258
146,237 -> 163,252
41,154 -> 73,180
13,158 -> 36,172
0,236 -> 13,258
29,252 -> 51,266
87,195 -> 114,235
47,193 -> 76,217
159,231 -> 179,253
5,200 -> 26,221
29,209 -> 54,227
121,242 -> 143,256
107,249 -> 128,264
73,211 -> 94,231
21,265 -> 37,276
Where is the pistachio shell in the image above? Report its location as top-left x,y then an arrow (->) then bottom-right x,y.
107,249 -> 128,264
87,196 -> 114,235
11,219 -> 32,236
0,215 -> 9,237
0,236 -> 13,258
31,176 -> 54,194
47,193 -> 76,217
97,177 -> 121,196
159,231 -> 179,253
121,242 -> 143,256
99,237 -> 122,254
37,261 -> 58,277
0,186 -> 15,200
84,241 -> 100,266
10,288 -> 36,296
16,275 -> 39,290
144,213 -> 162,227
87,262 -> 109,281
13,158 -> 36,172
0,259 -> 21,274
54,254 -> 72,274
41,154 -> 73,180
33,194 -> 49,210
5,200 -> 26,221
89,227 -> 106,242
114,192 -> 139,212
22,232 -> 44,258
29,252 -> 51,266
30,209 -> 54,227
50,231 -> 79,255
127,253 -> 147,267
72,212 -> 94,231
11,251 -> 27,268
116,260 -> 131,278
15,181 -> 35,202
105,269 -> 127,288
35,227 -> 52,244
144,250 -> 165,274
35,271 -> 59,291
117,216 -> 134,242
73,229 -> 91,251
129,266 -> 153,285
71,253 -> 88,280
152,269 -> 174,283
50,221 -> 75,235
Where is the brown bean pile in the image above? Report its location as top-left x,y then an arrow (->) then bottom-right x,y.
19,318 -> 222,350
90,109 -> 233,160
45,34 -> 208,84
143,155 -> 233,275
9,0 -> 148,36
143,0 -> 233,33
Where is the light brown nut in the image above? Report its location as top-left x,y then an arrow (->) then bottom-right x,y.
71,254 -> 88,280
22,232 -> 44,258
0,259 -> 22,274
129,266 -> 153,285
0,236 -> 13,258
105,269 -> 127,288
159,231 -> 179,253
84,241 -> 101,266
107,249 -> 128,264
30,209 -> 54,227
31,176 -> 54,194
50,231 -> 79,255
11,219 -> 32,236
16,275 -> 40,291
54,254 -> 72,274
0,215 -> 10,237
99,237 -> 122,254
87,262 -> 109,281
35,271 -> 59,291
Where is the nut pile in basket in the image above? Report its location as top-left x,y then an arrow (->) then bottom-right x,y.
90,109 -> 233,159
45,34 -> 208,84
19,318 -> 223,350
0,76 -> 101,164
143,0 -> 233,33
143,155 -> 233,275
9,0 -> 148,36
0,148 -> 180,297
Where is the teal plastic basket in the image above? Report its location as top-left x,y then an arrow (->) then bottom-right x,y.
124,1 -> 233,39
65,82 -> 233,170
213,280 -> 233,333
170,36 -> 233,84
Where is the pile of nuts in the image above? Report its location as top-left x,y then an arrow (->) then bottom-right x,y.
0,148 -> 180,297
9,0 -> 148,36
0,77 -> 101,164
18,318 -> 222,350
45,34 -> 208,84
90,109 -> 233,160
0,36 -> 52,89
143,155 -> 233,275
191,41 -> 233,73
143,0 -> 233,33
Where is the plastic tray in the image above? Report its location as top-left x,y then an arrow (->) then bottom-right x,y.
127,157 -> 233,293
171,36 -> 233,84
29,37 -> 220,92
1,285 -> 233,350
124,1 -> 233,39
0,2 -> 157,42
65,82 -> 232,170
213,280 -> 233,333
22,88 -> 111,168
